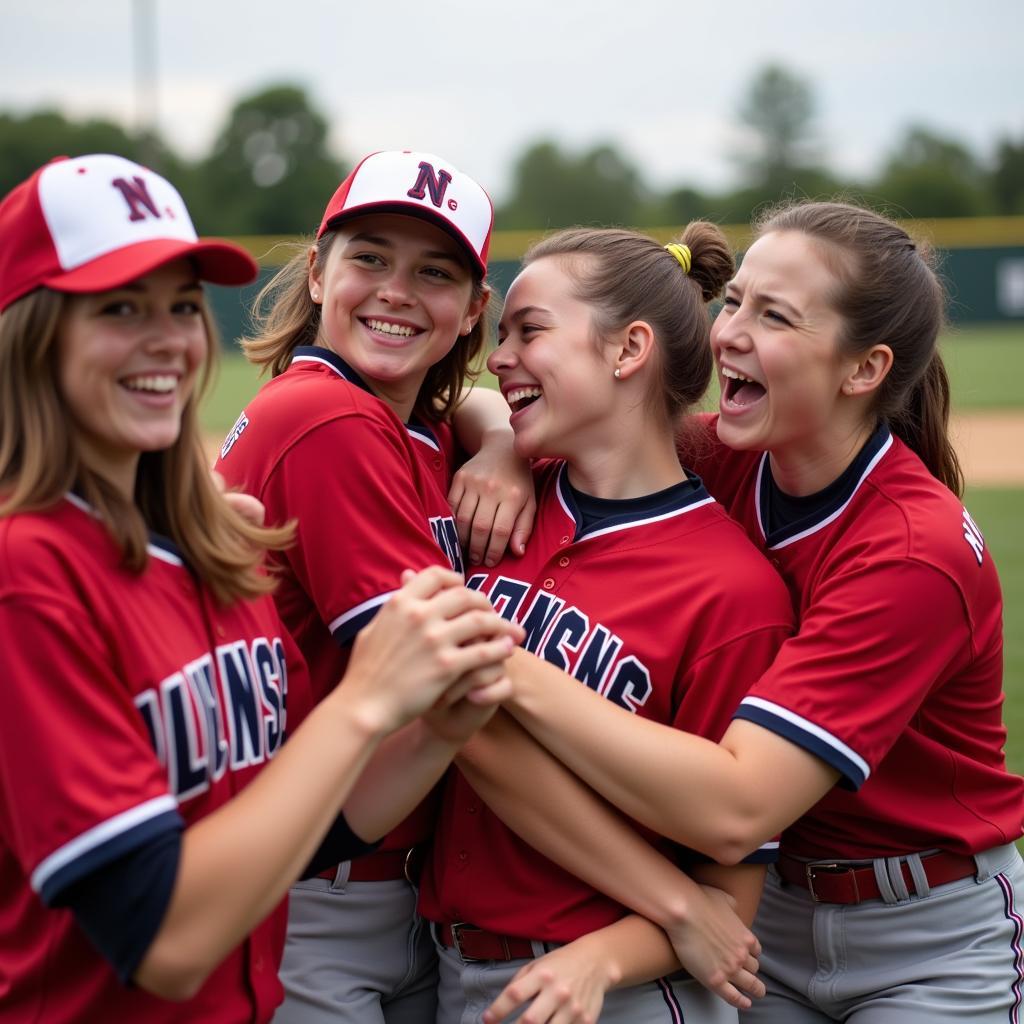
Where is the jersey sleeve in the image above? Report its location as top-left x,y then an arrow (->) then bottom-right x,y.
60,828 -> 182,983
262,415 -> 452,645
0,595 -> 182,905
671,619 -> 792,864
735,558 -> 972,790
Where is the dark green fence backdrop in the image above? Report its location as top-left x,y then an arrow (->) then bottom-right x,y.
206,219 -> 1024,347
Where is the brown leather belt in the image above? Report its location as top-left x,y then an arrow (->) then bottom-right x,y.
437,922 -> 538,962
318,848 -> 418,884
776,850 -> 978,904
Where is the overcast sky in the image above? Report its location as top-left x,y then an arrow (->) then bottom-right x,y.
2,0 -> 1021,204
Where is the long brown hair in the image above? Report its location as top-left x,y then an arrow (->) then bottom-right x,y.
241,231 -> 489,422
754,201 -> 963,495
0,288 -> 294,605
523,223 -> 734,422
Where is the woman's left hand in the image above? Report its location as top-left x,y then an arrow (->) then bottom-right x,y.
482,942 -> 613,1024
449,438 -> 535,566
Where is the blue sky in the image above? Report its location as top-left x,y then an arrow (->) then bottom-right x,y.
2,0 -> 1021,203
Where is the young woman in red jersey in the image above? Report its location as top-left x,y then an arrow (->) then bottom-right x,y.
0,154 -> 520,1024
481,201 -> 1024,1024
418,224 -> 797,1023
214,149 -> 545,1024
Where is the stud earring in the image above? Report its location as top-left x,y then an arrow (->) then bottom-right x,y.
614,368 -> 622,379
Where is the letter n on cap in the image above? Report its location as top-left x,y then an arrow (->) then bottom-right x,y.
407,162 -> 452,208
111,176 -> 162,222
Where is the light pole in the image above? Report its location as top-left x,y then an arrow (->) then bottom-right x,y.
133,0 -> 159,164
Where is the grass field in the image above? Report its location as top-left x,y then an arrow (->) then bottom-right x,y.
201,323 -> 1024,774
966,488 -> 1024,775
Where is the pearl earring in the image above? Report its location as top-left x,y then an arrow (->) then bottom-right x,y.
614,368 -> 622,379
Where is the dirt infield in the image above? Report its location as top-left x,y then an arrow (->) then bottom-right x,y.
952,411 -> 1024,486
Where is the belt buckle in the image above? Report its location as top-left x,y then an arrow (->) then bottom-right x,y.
449,922 -> 483,963
403,847 -> 417,885
805,861 -> 858,903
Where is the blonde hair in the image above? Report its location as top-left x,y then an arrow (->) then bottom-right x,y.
0,288 -> 294,605
241,232 -> 489,421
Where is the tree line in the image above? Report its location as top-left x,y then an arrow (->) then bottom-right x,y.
2,65 -> 1022,238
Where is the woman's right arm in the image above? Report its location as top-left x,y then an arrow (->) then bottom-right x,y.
457,711 -> 763,1007
137,568 -> 518,999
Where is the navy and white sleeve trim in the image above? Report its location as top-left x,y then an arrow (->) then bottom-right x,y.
32,795 -> 183,905
745,840 -> 781,864
676,838 -> 779,866
406,419 -> 441,452
329,590 -> 396,646
734,696 -> 870,791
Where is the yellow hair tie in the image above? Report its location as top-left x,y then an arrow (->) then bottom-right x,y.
665,242 -> 692,275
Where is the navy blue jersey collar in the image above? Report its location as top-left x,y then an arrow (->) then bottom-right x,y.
291,346 -> 369,393
756,421 -> 893,550
555,463 -> 715,541
66,491 -> 187,568
289,345 -> 440,446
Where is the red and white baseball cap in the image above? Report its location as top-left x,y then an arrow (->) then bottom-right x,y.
0,154 -> 259,313
317,150 -> 493,277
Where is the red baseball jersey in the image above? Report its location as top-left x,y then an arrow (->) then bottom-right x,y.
0,496 -> 311,1023
419,461 -> 794,942
215,346 -> 461,850
687,415 -> 1024,859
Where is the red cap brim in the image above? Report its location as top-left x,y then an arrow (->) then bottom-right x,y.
40,237 -> 259,294
323,201 -> 487,278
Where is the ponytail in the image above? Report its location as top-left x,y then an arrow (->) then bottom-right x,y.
888,351 -> 964,496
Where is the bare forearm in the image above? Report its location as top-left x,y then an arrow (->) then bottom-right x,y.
585,916 -> 681,988
137,695 -> 382,997
342,720 -> 457,840
451,386 -> 513,452
458,711 -> 712,930
506,650 -> 834,861
689,863 -> 766,927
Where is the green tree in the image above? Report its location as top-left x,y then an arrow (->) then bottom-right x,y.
0,110 -> 181,197
725,64 -> 844,219
193,84 -> 345,236
643,185 -> 717,230
734,66 -> 820,187
992,135 -> 1024,214
872,126 -> 989,217
497,140 -> 644,230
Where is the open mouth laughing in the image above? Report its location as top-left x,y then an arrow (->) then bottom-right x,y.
720,365 -> 767,409
505,386 -> 543,414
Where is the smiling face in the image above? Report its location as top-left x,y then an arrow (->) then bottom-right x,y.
711,230 -> 865,470
55,259 -> 207,496
489,255 -> 617,461
309,213 -> 486,416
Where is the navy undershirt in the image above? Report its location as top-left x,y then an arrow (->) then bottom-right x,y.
566,475 -> 700,532
59,813 -> 378,983
762,421 -> 889,537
